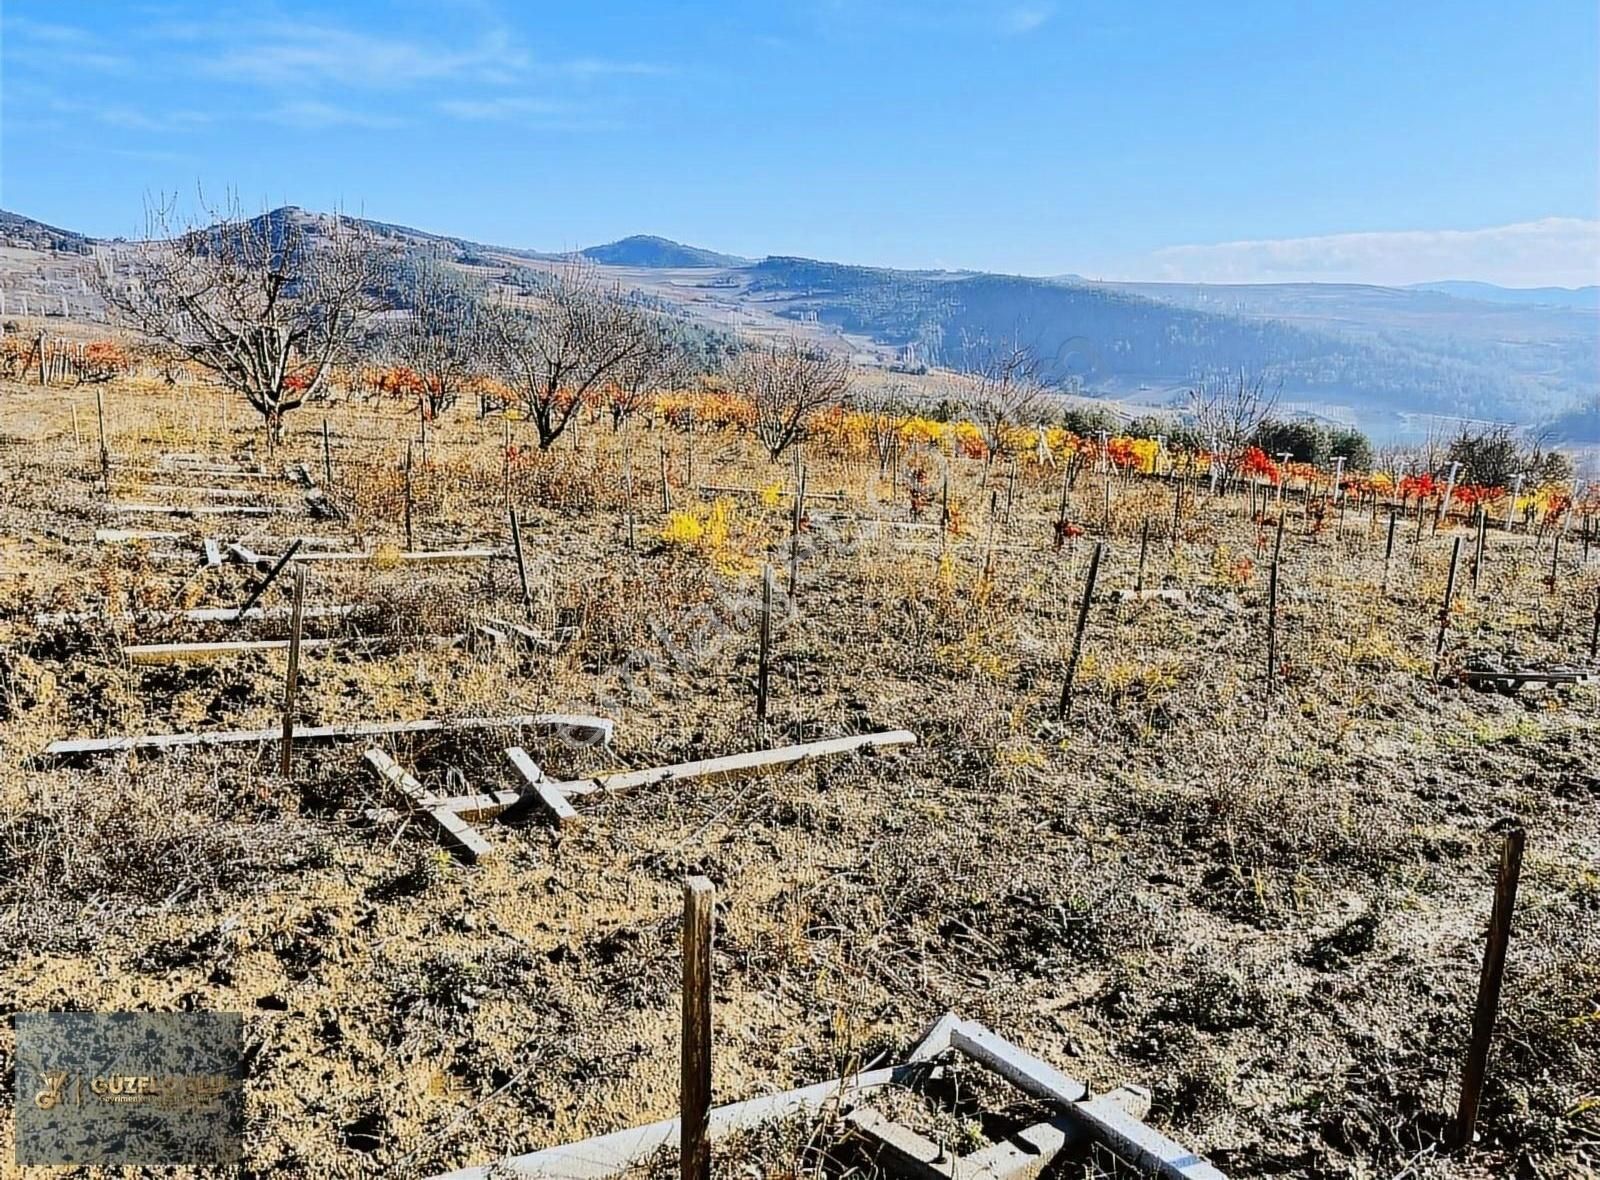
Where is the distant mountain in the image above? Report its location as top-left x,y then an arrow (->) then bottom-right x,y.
0,210 -> 91,254
1408,280 -> 1600,310
581,235 -> 750,269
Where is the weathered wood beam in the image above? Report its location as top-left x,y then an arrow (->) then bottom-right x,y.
363,747 -> 493,862
505,747 -> 579,827
949,1022 -> 1088,1106
33,604 -> 357,627
95,528 -> 186,544
556,730 -> 917,799
124,638 -> 339,665
43,713 -> 614,760
111,503 -> 282,517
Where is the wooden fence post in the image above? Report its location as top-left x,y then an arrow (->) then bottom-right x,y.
1471,506 -> 1486,593
681,876 -> 715,1180
1266,559 -> 1280,699
1435,536 -> 1463,679
1057,541 -> 1104,720
95,387 -> 109,493
510,509 -> 533,620
756,564 -> 773,724
660,439 -> 672,513
789,466 -> 807,598
279,567 -> 306,778
1135,518 -> 1150,594
404,443 -> 415,550
1454,828 -> 1526,1150
322,418 -> 333,489
1381,508 -> 1398,593
1590,586 -> 1599,661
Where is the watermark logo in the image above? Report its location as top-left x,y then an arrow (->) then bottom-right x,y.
13,1012 -> 244,1165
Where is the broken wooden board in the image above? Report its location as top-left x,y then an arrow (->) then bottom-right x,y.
43,713 -> 614,760
203,538 -> 223,567
112,503 -> 283,517
123,638 -> 341,665
95,528 -> 186,544
33,604 -> 357,627
428,1064 -> 912,1180
365,789 -> 522,826
229,546 -> 505,566
1458,668 -> 1597,691
505,747 -> 578,827
1110,588 -> 1189,604
556,730 -> 917,800
363,747 -> 493,862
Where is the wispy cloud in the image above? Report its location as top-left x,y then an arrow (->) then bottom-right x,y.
4,15 -> 130,71
438,96 -> 570,120
260,100 -> 405,130
43,95 -> 214,134
1143,218 -> 1600,288
1002,4 -> 1055,34
196,21 -> 530,88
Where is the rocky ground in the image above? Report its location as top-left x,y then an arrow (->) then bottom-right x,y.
0,378 -> 1595,1179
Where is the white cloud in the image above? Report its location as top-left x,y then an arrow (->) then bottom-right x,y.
438,96 -> 569,120
261,101 -> 405,129
1143,218 -> 1600,288
1002,4 -> 1055,34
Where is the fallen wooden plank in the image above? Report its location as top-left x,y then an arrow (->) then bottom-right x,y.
950,1021 -> 1088,1106
428,1065 -> 910,1180
121,483 -> 273,499
203,538 -> 223,567
123,638 -> 340,665
113,464 -> 278,481
112,503 -> 282,517
33,604 -> 357,627
1459,668 -> 1596,686
505,747 -> 578,827
95,528 -> 186,544
43,713 -> 614,760
1110,588 -> 1189,604
1062,1087 -> 1226,1180
365,789 -> 523,825
556,730 -> 917,799
363,747 -> 492,862
230,547 -> 506,566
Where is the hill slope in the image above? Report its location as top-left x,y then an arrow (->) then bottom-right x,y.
580,235 -> 750,268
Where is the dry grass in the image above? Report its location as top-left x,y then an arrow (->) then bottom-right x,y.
0,377 -> 1596,1178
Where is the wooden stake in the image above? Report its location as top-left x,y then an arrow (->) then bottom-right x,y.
1135,518 -> 1150,594
279,567 -> 306,778
1471,506 -> 1486,593
1454,828 -> 1526,1151
322,417 -> 333,489
681,876 -> 714,1180
1057,541 -> 1104,720
789,466 -> 806,597
660,439 -> 672,513
1266,559 -> 1280,698
1382,508 -> 1398,592
236,538 -> 304,617
1054,467 -> 1070,552
624,445 -> 637,550
95,387 -> 109,493
756,564 -> 773,724
1435,536 -> 1463,679
510,509 -> 533,620
1170,481 -> 1182,555
1592,586 -> 1600,661
1548,532 -> 1562,587
404,443 -> 415,550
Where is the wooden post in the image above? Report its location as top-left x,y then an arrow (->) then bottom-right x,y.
1471,506 -> 1486,593
322,418 -> 333,489
756,564 -> 772,724
1266,559 -> 1280,698
510,509 -> 533,620
686,407 -> 695,491
1381,508 -> 1398,592
1591,586 -> 1600,660
237,538 -> 304,617
502,419 -> 512,509
1135,518 -> 1150,594
404,443 -> 415,551
681,876 -> 714,1180
279,567 -> 306,778
789,466 -> 806,597
1054,467 -> 1070,552
623,445 -> 637,551
1170,481 -> 1182,555
95,387 -> 109,493
1548,532 -> 1562,587
1435,536 -> 1463,679
1057,541 -> 1104,720
71,403 -> 81,449
660,439 -> 672,513
1453,828 -> 1526,1151
940,473 -> 950,534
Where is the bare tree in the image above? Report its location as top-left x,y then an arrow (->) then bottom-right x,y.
95,200 -> 387,443
860,381 -> 910,476
959,336 -> 1047,465
1186,371 -> 1278,475
489,262 -> 656,450
392,258 -> 484,419
737,337 -> 852,461
606,318 -> 674,430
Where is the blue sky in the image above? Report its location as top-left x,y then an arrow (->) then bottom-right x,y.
2,0 -> 1597,285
